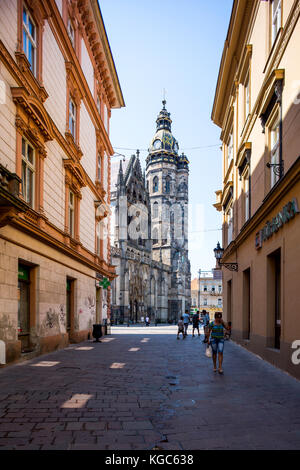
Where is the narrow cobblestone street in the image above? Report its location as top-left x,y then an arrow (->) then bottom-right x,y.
0,325 -> 299,450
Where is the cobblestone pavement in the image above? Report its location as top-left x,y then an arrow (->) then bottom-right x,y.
0,325 -> 299,450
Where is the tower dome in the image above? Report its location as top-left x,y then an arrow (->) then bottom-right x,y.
147,101 -> 179,163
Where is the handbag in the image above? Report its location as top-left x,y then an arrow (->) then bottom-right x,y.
205,345 -> 212,358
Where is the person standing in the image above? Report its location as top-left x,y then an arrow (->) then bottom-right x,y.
207,312 -> 228,374
192,310 -> 200,337
182,310 -> 190,337
145,315 -> 150,326
202,310 -> 210,343
177,316 -> 184,340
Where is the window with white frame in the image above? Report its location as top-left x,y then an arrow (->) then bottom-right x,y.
245,73 -> 250,120
21,137 -> 35,208
271,0 -> 281,45
227,131 -> 233,167
227,205 -> 233,245
69,97 -> 76,139
218,298 -> 222,307
22,5 -> 36,75
270,120 -> 280,188
244,170 -> 250,222
67,18 -> 75,47
69,190 -> 75,237
203,298 -> 207,306
218,285 -> 222,293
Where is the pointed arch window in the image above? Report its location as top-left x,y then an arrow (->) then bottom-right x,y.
153,201 -> 158,219
165,176 -> 171,194
153,176 -> 158,193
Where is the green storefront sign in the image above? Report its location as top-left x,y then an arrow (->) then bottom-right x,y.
95,277 -> 110,289
255,198 -> 300,249
18,265 -> 30,281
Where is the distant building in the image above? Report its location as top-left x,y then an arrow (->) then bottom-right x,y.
191,269 -> 223,319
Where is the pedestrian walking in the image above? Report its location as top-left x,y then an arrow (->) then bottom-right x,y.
145,315 -> 150,326
182,310 -> 190,337
202,310 -> 210,343
177,316 -> 184,340
207,312 -> 228,374
192,310 -> 200,337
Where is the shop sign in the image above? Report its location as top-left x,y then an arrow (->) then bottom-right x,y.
95,276 -> 110,289
18,266 -> 29,281
255,198 -> 300,249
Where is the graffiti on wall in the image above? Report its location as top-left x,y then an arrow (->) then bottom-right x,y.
59,305 -> 65,326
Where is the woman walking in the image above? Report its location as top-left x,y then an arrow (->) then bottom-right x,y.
207,312 -> 228,374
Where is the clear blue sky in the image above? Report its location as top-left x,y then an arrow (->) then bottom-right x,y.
100,0 -> 233,279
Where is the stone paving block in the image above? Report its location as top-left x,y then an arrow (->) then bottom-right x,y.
123,421 -> 153,431
84,422 -> 106,431
0,423 -> 35,432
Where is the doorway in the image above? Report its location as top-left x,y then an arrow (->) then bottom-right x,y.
18,264 -> 30,352
96,287 -> 102,324
66,278 -> 75,335
267,249 -> 281,349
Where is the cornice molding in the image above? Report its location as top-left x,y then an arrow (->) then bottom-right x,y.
235,141 -> 251,168
11,86 -> 53,142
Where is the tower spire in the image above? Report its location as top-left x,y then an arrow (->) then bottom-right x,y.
162,88 -> 166,109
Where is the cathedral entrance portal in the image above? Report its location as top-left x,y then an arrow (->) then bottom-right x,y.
129,299 -> 139,324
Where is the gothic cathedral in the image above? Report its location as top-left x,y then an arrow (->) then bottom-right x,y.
110,101 -> 191,324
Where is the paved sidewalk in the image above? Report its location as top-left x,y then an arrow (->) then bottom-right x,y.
0,325 -> 299,450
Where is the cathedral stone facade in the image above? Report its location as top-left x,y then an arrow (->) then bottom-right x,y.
110,102 -> 191,323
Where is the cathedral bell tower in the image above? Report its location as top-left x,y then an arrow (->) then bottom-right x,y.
146,101 -> 191,318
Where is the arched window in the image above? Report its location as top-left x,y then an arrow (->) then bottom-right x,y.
153,176 -> 158,193
164,204 -> 170,221
165,176 -> 171,193
153,202 -> 158,219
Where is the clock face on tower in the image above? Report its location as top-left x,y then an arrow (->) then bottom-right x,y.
153,139 -> 161,150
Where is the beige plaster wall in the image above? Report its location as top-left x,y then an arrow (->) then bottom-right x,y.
43,21 -> 67,136
0,65 -> 17,174
81,38 -> 94,96
79,101 -> 96,182
0,0 -> 17,58
44,139 -> 65,231
80,185 -> 96,254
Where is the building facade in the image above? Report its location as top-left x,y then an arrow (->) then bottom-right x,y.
110,102 -> 191,323
191,269 -> 223,319
0,0 -> 124,364
212,0 -> 300,379
110,153 -> 171,323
